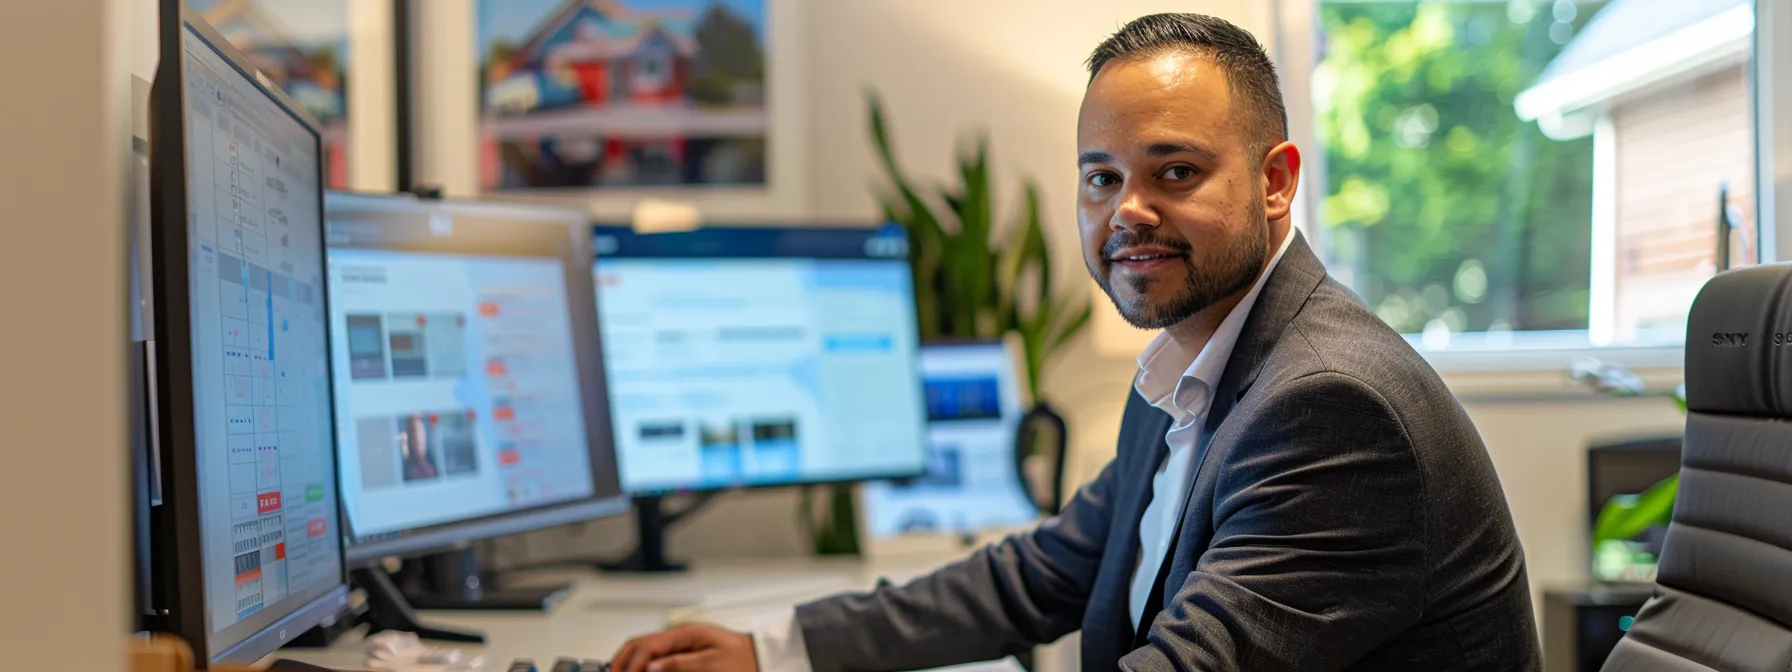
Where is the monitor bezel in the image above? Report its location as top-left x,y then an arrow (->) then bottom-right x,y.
148,0 -> 350,662
589,223 -> 932,496
323,192 -> 630,563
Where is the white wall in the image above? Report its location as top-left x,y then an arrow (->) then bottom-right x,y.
0,0 -> 131,668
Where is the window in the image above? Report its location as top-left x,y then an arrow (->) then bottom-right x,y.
1293,0 -> 1758,353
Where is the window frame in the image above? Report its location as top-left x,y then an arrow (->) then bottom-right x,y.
1271,0 -> 1778,374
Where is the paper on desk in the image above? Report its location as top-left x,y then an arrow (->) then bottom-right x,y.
364,631 -> 483,672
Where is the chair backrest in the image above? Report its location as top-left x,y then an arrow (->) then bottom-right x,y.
1602,263 -> 1792,671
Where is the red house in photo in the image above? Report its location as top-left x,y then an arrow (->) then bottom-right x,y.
482,0 -> 707,186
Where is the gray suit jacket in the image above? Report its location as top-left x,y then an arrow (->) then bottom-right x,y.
795,232 -> 1541,671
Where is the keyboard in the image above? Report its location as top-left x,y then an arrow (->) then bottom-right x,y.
508,658 -> 610,672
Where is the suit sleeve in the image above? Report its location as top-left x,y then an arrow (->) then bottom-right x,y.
792,458 -> 1119,672
1122,371 -> 1427,671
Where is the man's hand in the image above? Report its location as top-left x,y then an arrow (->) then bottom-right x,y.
612,622 -> 758,672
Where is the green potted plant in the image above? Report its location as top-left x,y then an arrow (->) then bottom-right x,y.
799,92 -> 1094,557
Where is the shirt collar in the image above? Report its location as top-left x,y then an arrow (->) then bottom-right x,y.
1134,226 -> 1297,420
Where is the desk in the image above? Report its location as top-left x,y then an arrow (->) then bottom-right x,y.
273,554 -> 1038,671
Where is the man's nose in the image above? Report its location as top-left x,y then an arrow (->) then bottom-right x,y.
1110,186 -> 1160,233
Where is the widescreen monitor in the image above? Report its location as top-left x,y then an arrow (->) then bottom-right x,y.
146,0 -> 349,661
862,340 -> 1039,541
591,224 -> 929,493
325,193 -> 626,563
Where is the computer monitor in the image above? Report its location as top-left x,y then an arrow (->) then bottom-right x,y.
1587,435 -> 1682,583
861,340 -> 1039,547
324,193 -> 626,567
146,0 -> 350,662
590,224 -> 929,570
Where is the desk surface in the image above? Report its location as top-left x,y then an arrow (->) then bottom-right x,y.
272,554 -> 1025,672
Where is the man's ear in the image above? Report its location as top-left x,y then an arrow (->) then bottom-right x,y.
1262,141 -> 1301,222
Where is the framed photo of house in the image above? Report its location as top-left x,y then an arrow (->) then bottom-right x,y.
405,0 -> 809,220
477,0 -> 768,190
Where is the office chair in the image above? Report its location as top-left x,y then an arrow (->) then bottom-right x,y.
1600,263 -> 1792,671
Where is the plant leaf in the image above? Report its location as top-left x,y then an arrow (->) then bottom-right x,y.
1592,473 -> 1679,547
1047,298 -> 1093,355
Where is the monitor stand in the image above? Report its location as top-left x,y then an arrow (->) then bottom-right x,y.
287,566 -> 485,647
396,546 -> 572,612
597,494 -> 715,574
356,565 -> 487,642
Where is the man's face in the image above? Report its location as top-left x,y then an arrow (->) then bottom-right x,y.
1077,51 -> 1270,330
407,415 -> 428,456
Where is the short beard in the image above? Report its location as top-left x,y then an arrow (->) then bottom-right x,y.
1093,203 -> 1269,330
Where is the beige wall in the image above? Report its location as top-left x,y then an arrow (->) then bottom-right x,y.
1460,393 -> 1682,607
0,0 -> 131,668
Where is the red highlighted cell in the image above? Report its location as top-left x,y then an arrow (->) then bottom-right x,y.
274,542 -> 286,560
479,301 -> 500,317
493,406 -> 515,421
236,567 -> 262,584
497,449 -> 520,466
306,518 -> 327,538
256,491 -> 282,514
486,359 -> 507,376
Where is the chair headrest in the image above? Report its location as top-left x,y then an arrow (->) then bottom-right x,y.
1685,263 -> 1792,416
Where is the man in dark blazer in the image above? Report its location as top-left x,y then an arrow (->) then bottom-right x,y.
615,13 -> 1539,672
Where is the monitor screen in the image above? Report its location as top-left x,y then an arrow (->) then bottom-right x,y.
171,14 -> 346,660
862,342 -> 1038,538
593,225 -> 928,492
326,195 -> 623,558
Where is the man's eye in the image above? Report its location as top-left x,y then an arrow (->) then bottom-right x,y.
1088,173 -> 1118,187
1163,166 -> 1196,180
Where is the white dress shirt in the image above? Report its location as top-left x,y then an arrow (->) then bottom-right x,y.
1126,227 -> 1293,631
751,228 -> 1296,671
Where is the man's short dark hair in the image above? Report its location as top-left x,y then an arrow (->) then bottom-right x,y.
1087,13 -> 1288,156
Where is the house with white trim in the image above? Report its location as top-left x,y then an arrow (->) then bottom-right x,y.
1516,0 -> 1756,345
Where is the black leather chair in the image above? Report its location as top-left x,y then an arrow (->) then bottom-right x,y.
1602,263 -> 1792,670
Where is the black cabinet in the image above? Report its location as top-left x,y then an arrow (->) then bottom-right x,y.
1542,584 -> 1653,672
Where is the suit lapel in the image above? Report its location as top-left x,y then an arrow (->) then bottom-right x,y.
1131,230 -> 1332,640
1206,230 -> 1330,420
1090,392 -> 1172,667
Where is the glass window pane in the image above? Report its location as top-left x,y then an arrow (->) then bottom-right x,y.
1309,0 -> 1756,348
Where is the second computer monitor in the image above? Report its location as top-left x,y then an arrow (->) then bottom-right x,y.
593,224 -> 929,492
862,340 -> 1039,540
325,193 -> 625,562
